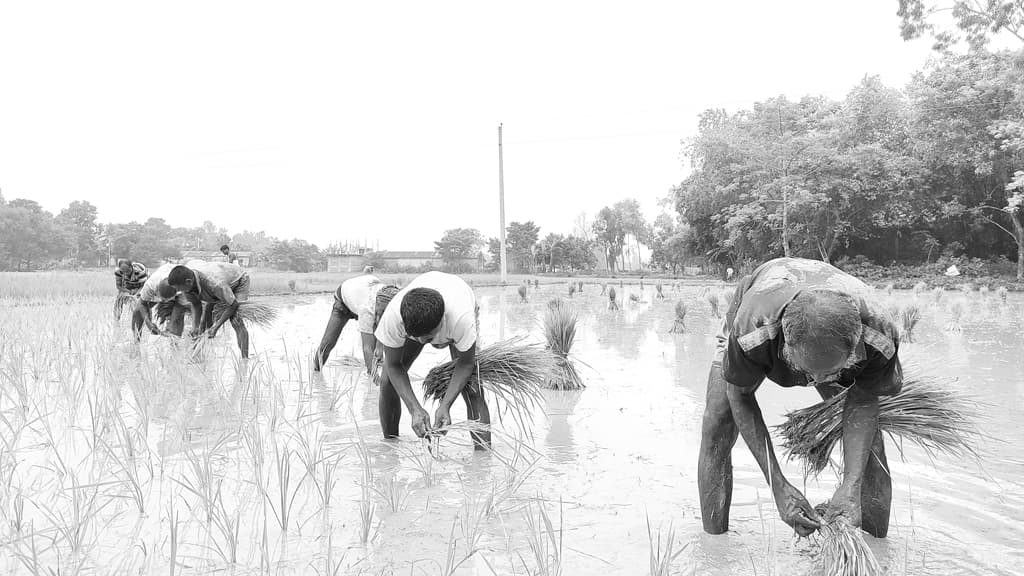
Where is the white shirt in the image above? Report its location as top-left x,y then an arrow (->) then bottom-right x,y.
374,271 -> 477,352
339,274 -> 381,314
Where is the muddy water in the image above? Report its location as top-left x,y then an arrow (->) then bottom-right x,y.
2,284 -> 1022,575
221,284 -> 1019,575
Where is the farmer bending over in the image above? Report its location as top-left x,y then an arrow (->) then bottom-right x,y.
313,270 -> 399,375
131,263 -> 196,339
114,258 -> 149,319
374,271 -> 489,449
698,257 -> 901,538
167,260 -> 251,358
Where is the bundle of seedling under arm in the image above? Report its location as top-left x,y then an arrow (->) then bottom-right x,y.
777,368 -> 981,575
422,335 -> 553,433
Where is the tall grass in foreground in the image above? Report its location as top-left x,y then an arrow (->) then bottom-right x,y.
777,372 -> 982,476
542,299 -> 584,390
646,514 -> 690,576
518,498 -> 563,576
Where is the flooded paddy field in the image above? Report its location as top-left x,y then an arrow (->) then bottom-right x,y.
0,282 -> 1022,575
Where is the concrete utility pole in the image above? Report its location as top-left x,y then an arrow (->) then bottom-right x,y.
498,123 -> 508,284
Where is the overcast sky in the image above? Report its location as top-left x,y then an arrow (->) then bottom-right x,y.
0,1 -> 937,250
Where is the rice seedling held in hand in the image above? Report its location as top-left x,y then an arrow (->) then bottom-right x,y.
706,291 -> 721,318
608,286 -> 619,310
422,335 -> 552,434
518,284 -> 528,303
814,512 -> 881,576
213,300 -> 280,329
114,292 -> 139,321
669,301 -> 687,333
898,303 -> 922,342
777,369 -> 982,477
542,298 -> 584,390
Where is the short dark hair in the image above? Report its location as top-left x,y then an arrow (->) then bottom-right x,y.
220,244 -> 230,252
373,285 -> 401,331
167,265 -> 193,287
782,289 -> 861,352
400,288 -> 444,337
157,280 -> 178,299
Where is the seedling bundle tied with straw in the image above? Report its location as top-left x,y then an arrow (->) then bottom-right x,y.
541,298 -> 585,390
421,335 -> 553,433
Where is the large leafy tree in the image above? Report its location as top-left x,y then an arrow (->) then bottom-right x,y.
435,228 -> 484,272
0,199 -> 68,270
592,206 -> 626,272
898,0 -> 1024,51
506,221 -> 540,273
57,200 -> 101,266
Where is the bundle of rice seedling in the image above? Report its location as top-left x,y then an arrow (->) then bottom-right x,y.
996,286 -> 1008,303
541,299 -> 584,390
706,291 -> 721,318
776,372 -> 981,477
655,282 -> 664,299
898,303 -> 922,342
931,286 -> 944,305
214,301 -> 279,329
154,300 -> 279,330
884,283 -> 894,297
608,287 -> 619,310
533,279 -> 539,288
629,293 -> 640,303
421,336 -> 552,431
114,292 -> 139,321
600,283 -> 607,296
518,284 -> 528,303
669,301 -> 687,333
912,281 -> 928,296
577,281 -> 583,293
568,283 -> 576,297
814,514 -> 881,576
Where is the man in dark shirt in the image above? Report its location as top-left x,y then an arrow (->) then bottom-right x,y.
698,257 -> 901,539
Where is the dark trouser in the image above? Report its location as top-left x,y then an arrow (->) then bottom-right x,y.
378,341 -> 491,448
697,362 -> 891,537
313,299 -> 357,371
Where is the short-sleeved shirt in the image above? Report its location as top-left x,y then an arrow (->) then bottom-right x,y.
223,252 -> 237,264
374,271 -> 477,352
138,263 -> 189,305
720,258 -> 902,396
188,261 -> 248,305
333,274 -> 386,334
115,262 -> 149,291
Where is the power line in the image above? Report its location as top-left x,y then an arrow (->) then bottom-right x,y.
503,99 -> 1020,146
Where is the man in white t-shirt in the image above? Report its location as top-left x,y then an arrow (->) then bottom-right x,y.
374,271 -> 488,448
313,273 -> 400,375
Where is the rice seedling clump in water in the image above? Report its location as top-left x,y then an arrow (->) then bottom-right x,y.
814,512 -> 881,576
669,301 -> 687,333
542,299 -> 584,390
608,286 -> 619,310
776,370 -> 981,476
706,291 -> 720,318
898,303 -> 922,342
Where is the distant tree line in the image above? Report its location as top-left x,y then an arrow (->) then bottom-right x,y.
0,195 -> 325,272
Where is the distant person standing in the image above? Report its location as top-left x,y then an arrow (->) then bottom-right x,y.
313,271 -> 400,374
114,258 -> 149,320
167,260 -> 251,358
220,244 -> 237,264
